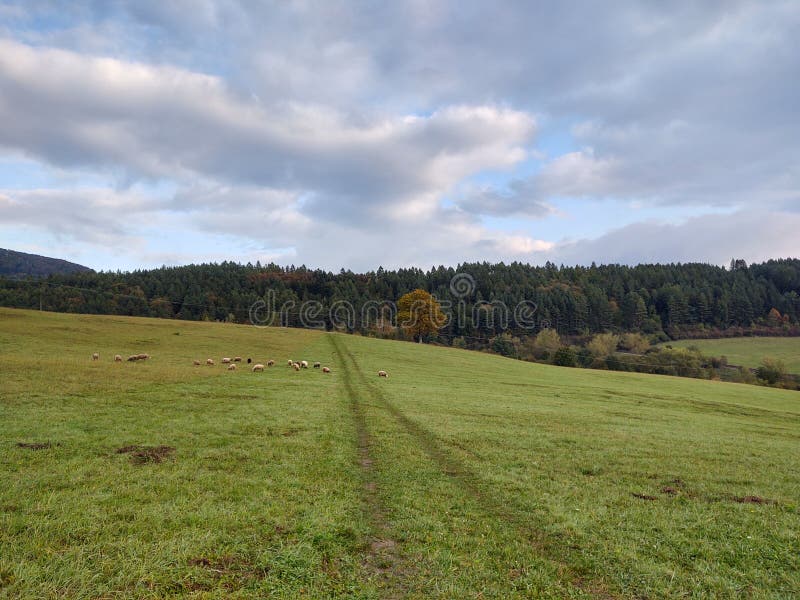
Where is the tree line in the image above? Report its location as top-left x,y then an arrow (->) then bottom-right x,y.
1,258 -> 799,346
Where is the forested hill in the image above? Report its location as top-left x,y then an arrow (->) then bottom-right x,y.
1,258 -> 799,341
0,248 -> 93,279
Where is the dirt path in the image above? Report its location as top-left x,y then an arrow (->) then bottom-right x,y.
332,334 -> 619,599
329,335 -> 408,596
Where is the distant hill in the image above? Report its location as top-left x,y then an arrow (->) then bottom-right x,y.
0,248 -> 93,279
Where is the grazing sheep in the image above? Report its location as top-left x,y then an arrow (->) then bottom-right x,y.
114,355 -> 122,362
267,360 -> 275,367
92,352 -> 99,361
252,363 -> 265,372
207,358 -> 215,366
247,358 -> 252,364
136,353 -> 149,360
293,363 -> 301,371
222,357 -> 231,364
378,370 -> 389,378
193,359 -> 201,366
313,362 -> 321,368
126,355 -> 139,362
227,363 -> 237,371
233,356 -> 242,362
287,359 -> 293,366
300,360 -> 309,369
322,367 -> 331,373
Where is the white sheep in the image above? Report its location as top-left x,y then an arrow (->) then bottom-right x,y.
222,357 -> 231,364
267,360 -> 275,367
114,355 -> 122,362
227,363 -> 237,371
233,356 -> 242,362
322,367 -> 331,373
313,362 -> 321,368
252,363 -> 265,372
300,360 -> 309,369
92,352 -> 99,361
378,370 -> 389,378
193,359 -> 201,366
287,359 -> 293,366
293,363 -> 301,371
207,358 -> 215,366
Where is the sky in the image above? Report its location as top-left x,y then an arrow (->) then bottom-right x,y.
0,1 -> 798,272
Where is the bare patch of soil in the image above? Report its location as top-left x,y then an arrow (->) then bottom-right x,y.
116,445 -> 175,464
632,492 -> 658,501
17,442 -> 56,450
734,495 -> 777,505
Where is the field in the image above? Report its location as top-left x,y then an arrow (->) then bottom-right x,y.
666,337 -> 800,373
1,307 -> 799,598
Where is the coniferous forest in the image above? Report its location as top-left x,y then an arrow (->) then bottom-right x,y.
2,258 -> 799,346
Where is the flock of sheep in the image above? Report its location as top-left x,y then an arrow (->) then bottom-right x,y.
92,352 -> 148,362
91,352 -> 389,378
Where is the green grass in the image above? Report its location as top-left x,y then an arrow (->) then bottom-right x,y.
666,337 -> 800,373
1,308 -> 799,598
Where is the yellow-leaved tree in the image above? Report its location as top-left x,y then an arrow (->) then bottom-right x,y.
397,289 -> 446,342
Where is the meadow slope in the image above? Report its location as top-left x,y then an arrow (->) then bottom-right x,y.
666,337 -> 800,373
1,308 -> 798,599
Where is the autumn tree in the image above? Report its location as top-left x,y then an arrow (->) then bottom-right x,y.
397,289 -> 446,342
587,332 -> 620,357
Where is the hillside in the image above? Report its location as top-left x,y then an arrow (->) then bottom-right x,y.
0,248 -> 93,279
1,260 -> 799,346
667,336 -> 800,373
1,308 -> 798,598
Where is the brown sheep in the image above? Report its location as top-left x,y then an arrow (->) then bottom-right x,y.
114,355 -> 122,362
193,359 -> 201,366
252,363 -> 265,372
267,360 -> 275,367
207,358 -> 215,366
136,353 -> 149,360
322,367 -> 331,373
227,363 -> 237,371
378,370 -> 389,378
92,352 -> 99,361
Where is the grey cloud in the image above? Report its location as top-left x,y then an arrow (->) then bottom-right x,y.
455,179 -> 554,217
550,210 -> 800,266
0,39 -> 534,226
0,187 -> 157,244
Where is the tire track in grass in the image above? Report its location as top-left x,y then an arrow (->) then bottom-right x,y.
329,334 -> 408,596
336,337 -> 618,599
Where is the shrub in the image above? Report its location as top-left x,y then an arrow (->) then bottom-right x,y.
552,346 -> 577,367
756,357 -> 787,386
619,332 -> 650,354
587,333 -> 620,357
530,328 -> 562,359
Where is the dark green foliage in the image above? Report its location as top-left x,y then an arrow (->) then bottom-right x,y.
552,346 -> 577,367
1,258 -> 799,345
756,357 -> 787,386
0,248 -> 92,279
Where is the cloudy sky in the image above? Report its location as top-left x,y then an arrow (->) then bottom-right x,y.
1,1 -> 798,272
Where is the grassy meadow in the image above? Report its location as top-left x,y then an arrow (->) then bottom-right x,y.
665,337 -> 800,373
1,307 -> 799,598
